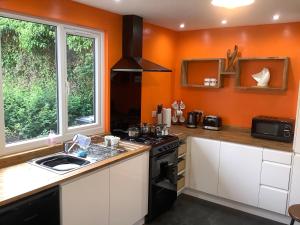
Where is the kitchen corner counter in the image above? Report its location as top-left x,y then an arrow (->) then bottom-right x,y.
0,141 -> 150,207
170,125 -> 293,152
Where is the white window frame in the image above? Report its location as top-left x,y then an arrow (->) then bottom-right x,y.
0,12 -> 105,156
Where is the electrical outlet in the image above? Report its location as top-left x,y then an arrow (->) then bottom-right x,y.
152,111 -> 157,118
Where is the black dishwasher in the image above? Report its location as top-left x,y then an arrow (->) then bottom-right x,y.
0,186 -> 60,225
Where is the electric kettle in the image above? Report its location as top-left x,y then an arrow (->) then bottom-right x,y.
186,111 -> 202,128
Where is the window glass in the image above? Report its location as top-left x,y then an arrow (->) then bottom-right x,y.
0,16 -> 58,144
66,33 -> 95,127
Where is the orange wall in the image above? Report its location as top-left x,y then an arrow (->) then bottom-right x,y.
142,23 -> 177,123
174,23 -> 300,128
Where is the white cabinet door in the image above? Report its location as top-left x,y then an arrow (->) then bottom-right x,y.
110,152 -> 149,225
61,168 -> 109,225
218,142 -> 263,207
289,154 -> 300,207
189,137 -> 220,195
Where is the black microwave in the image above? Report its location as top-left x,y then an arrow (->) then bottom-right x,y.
251,116 -> 295,143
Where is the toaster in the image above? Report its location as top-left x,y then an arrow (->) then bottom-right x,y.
202,116 -> 222,131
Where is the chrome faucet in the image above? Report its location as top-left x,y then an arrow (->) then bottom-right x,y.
64,134 -> 91,154
64,141 -> 78,154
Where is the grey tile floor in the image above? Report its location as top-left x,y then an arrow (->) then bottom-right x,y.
148,194 -> 286,225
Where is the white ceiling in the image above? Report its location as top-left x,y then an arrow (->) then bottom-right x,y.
74,0 -> 300,31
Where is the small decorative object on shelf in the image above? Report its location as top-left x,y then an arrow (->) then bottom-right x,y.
210,78 -> 218,87
171,100 -> 186,124
252,68 -> 270,87
235,57 -> 289,91
204,78 -> 218,87
204,78 -> 210,86
226,45 -> 239,73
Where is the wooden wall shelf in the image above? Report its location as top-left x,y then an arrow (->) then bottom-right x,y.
221,71 -> 237,75
185,84 -> 220,89
235,86 -> 286,92
180,56 -> 289,92
235,57 -> 289,92
181,58 -> 225,89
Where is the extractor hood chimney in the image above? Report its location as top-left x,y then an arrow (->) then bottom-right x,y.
111,15 -> 172,73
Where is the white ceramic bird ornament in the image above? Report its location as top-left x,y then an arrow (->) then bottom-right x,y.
252,68 -> 270,87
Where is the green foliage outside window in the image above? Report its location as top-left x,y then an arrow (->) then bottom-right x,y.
0,17 -> 95,143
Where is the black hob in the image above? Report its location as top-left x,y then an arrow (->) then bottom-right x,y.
125,135 -> 179,156
125,135 -> 177,145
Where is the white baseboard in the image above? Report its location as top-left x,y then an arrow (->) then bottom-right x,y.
183,188 -> 291,224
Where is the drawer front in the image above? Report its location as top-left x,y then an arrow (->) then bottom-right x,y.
177,176 -> 185,191
263,149 -> 292,165
261,161 -> 291,190
259,185 -> 288,214
178,144 -> 187,156
178,159 -> 185,172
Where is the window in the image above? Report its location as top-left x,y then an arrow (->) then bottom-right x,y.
66,33 -> 96,127
0,17 -> 58,144
0,13 -> 104,154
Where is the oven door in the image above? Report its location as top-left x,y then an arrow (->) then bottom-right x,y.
151,148 -> 178,180
147,148 -> 178,222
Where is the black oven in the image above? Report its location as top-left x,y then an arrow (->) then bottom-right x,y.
251,116 -> 295,143
146,138 -> 179,222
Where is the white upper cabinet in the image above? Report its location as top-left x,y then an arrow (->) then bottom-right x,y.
61,167 -> 110,225
109,152 -> 149,225
218,142 -> 263,207
189,137 -> 221,195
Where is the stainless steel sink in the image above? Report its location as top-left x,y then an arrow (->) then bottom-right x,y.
29,144 -> 127,174
29,153 -> 91,174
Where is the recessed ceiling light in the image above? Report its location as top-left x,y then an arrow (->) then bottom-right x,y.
273,14 -> 280,21
221,20 -> 228,25
211,0 -> 255,9
114,0 -> 121,2
179,23 -> 185,29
